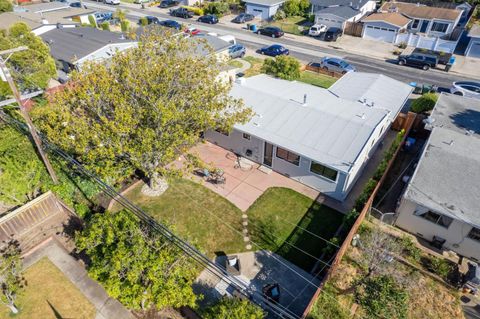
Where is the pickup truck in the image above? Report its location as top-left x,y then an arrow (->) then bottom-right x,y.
170,7 -> 194,19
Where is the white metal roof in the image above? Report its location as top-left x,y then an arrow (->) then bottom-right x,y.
231,74 -> 390,173
329,72 -> 413,121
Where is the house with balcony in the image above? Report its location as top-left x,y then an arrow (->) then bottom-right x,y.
395,94 -> 480,262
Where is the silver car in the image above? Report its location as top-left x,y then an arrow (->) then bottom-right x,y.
450,81 -> 480,100
319,57 -> 356,74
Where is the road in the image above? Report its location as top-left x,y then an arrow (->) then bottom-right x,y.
86,0 -> 477,88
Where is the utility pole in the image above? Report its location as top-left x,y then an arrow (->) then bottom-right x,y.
0,47 -> 59,184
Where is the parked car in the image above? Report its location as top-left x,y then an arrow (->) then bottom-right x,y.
450,81 -> 480,100
159,0 -> 179,8
143,16 -> 160,24
95,12 -> 113,23
232,13 -> 254,23
158,19 -> 182,30
229,44 -> 246,59
69,1 -> 87,8
170,7 -> 194,18
324,27 -> 342,41
398,53 -> 438,70
198,14 -> 218,24
308,24 -> 327,37
257,26 -> 284,38
185,26 -> 201,35
319,57 -> 356,74
259,44 -> 289,57
104,0 -> 120,5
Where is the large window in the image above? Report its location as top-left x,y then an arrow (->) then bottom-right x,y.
242,133 -> 251,140
415,210 -> 453,228
310,161 -> 338,182
276,147 -> 300,166
430,22 -> 449,33
468,227 -> 480,242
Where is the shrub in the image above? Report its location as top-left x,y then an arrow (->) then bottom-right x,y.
182,5 -> 204,16
262,55 -> 301,80
88,15 -> 97,27
0,0 -> 13,13
204,1 -> 229,16
322,237 -> 340,258
426,257 -> 453,279
399,236 -> 421,262
121,20 -> 130,32
398,42 -> 407,49
273,8 -> 286,21
410,93 -> 438,114
343,209 -> 359,230
139,17 -> 148,26
354,178 -> 378,211
100,21 -> 110,31
202,297 -> 266,319
282,0 -> 310,17
310,284 -> 350,319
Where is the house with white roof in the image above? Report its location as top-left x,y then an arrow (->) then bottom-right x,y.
395,93 -> 480,262
205,73 -> 412,201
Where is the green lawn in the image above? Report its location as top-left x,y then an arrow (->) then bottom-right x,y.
248,188 -> 344,272
266,16 -> 308,35
242,56 -> 263,77
299,71 -> 337,88
0,258 -> 96,318
114,180 -> 343,271
228,59 -> 243,68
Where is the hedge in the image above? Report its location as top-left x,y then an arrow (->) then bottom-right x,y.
182,6 -> 204,16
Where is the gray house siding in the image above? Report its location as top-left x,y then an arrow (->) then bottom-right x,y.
245,3 -> 281,20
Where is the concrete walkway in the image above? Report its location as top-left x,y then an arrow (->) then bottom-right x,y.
23,237 -> 133,319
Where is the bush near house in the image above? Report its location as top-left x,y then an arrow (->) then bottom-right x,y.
120,20 -> 130,32
88,15 -> 97,27
182,5 -> 204,15
410,93 -> 438,114
262,55 -> 301,80
100,21 -> 110,31
0,0 -> 13,12
204,1 -> 229,16
202,297 -> 266,319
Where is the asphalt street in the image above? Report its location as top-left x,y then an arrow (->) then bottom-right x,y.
86,0 -> 477,88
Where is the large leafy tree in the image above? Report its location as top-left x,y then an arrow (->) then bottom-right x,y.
0,23 -> 57,98
33,28 -> 250,186
0,240 -> 25,315
202,297 -> 266,319
75,210 -> 197,310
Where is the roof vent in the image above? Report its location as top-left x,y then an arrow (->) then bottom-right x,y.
302,94 -> 308,106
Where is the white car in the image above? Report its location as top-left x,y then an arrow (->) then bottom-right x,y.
105,0 -> 120,5
308,24 -> 327,37
450,81 -> 480,100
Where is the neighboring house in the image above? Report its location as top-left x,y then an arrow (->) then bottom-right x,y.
395,93 -> 480,262
466,24 -> 480,58
243,0 -> 285,20
41,27 -> 137,72
15,1 -> 71,14
0,8 -> 96,35
362,12 -> 411,43
312,0 -> 376,30
190,34 -> 233,61
205,73 -> 412,201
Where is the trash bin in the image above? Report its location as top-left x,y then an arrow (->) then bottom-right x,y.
251,24 -> 257,32
445,56 -> 455,72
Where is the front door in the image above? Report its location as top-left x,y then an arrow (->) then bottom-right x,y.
263,142 -> 273,167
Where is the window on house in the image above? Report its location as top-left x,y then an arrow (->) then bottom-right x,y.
310,161 -> 338,181
276,147 -> 300,166
412,19 -> 420,29
215,128 -> 229,136
415,210 -> 453,228
468,227 -> 480,242
430,22 -> 449,33
242,133 -> 251,140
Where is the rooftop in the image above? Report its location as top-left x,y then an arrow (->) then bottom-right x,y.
310,0 -> 370,8
16,1 -> 70,13
404,127 -> 480,227
190,34 -> 232,56
469,24 -> 480,38
329,72 -> 413,120
380,1 -> 461,21
242,0 -> 285,6
231,74 -> 390,173
362,12 -> 412,27
41,27 -> 133,64
315,5 -> 360,19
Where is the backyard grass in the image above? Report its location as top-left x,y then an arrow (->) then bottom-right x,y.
242,56 -> 263,77
0,258 -> 96,318
266,16 -> 308,35
299,70 -> 337,88
228,59 -> 243,69
248,187 -> 344,272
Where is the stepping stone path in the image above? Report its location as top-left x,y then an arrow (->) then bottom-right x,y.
241,214 -> 252,250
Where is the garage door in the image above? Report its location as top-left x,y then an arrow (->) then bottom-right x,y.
315,16 -> 343,29
246,5 -> 269,20
363,25 -> 397,43
467,41 -> 480,59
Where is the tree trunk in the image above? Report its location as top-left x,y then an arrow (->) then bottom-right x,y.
141,172 -> 169,197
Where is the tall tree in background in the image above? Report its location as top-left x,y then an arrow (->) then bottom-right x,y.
0,240 -> 25,314
0,23 -> 57,98
33,28 -> 251,189
75,210 -> 198,310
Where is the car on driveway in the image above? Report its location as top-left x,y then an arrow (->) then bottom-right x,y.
229,44 -> 246,59
259,44 -> 289,57
257,26 -> 284,38
159,0 -> 179,8
104,0 -> 120,5
450,81 -> 480,100
319,57 -> 355,74
398,53 -> 438,70
198,14 -> 218,24
170,7 -> 194,18
308,24 -> 327,37
158,19 -> 182,30
324,27 -> 342,41
232,13 -> 254,23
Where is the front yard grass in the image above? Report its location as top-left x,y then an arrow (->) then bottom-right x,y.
248,188 -> 344,272
266,16 -> 308,35
242,56 -> 263,77
0,258 -> 96,318
299,70 -> 337,88
227,59 -> 243,68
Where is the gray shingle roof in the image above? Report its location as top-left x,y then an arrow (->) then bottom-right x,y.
329,72 -> 413,120
41,28 -> 132,63
310,0 -> 369,9
243,0 -> 285,6
315,5 -> 360,19
16,2 -> 70,13
231,74 -> 390,173
190,34 -> 232,56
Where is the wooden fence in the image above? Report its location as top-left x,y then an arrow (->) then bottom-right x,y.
301,112 -> 417,318
344,21 -> 364,37
304,64 -> 344,79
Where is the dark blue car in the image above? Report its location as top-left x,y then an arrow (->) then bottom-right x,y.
158,20 -> 182,30
259,44 -> 289,57
198,14 -> 218,24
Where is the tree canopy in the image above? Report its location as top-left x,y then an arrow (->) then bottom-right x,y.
263,55 -> 301,81
202,297 -> 266,319
33,28 -> 251,185
75,210 -> 198,310
0,23 -> 57,98
282,0 -> 310,17
0,0 -> 13,13
410,93 -> 438,114
0,240 -> 25,314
